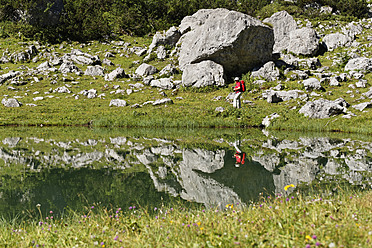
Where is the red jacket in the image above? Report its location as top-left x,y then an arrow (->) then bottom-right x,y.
234,81 -> 244,92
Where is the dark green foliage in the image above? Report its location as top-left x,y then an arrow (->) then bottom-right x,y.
0,0 -> 369,42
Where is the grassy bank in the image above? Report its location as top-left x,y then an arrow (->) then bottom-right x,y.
0,188 -> 371,247
2,15 -> 372,134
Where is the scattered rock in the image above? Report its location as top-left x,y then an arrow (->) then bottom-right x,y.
105,67 -> 126,81
109,99 -> 127,107
299,98 -> 349,118
251,61 -> 280,81
215,107 -> 225,112
345,57 -> 372,72
262,113 -> 280,127
150,78 -> 174,90
153,98 -> 174,106
135,63 -> 158,77
53,86 -> 71,93
303,78 -> 323,91
1,98 -> 22,107
352,102 -> 372,111
59,62 -> 81,74
84,65 -> 105,76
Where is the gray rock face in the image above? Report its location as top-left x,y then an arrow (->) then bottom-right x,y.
178,8 -> 274,75
287,27 -> 320,56
135,63 -> 158,77
345,57 -> 372,72
182,60 -> 225,88
251,61 -> 280,81
2,98 -> 22,107
263,11 -> 297,53
84,65 -> 105,76
109,99 -> 127,107
299,98 -> 349,118
323,33 -> 352,51
105,67 -> 126,81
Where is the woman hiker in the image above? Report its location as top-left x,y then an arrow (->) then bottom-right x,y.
233,77 -> 245,108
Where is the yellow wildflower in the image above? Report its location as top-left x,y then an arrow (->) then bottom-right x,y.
225,204 -> 233,209
284,184 -> 295,191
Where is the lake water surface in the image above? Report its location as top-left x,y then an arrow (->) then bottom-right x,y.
0,127 -> 371,218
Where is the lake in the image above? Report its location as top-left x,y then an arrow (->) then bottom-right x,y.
0,127 -> 371,218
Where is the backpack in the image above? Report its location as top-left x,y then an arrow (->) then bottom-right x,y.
239,80 -> 246,92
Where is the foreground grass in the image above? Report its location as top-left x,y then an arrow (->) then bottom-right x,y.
1,189 -> 371,247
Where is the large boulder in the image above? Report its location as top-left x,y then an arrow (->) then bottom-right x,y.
322,33 -> 352,51
251,61 -> 280,81
299,98 -> 349,119
182,60 -> 225,88
345,57 -> 372,72
263,11 -> 297,53
178,8 -> 274,75
287,27 -> 320,56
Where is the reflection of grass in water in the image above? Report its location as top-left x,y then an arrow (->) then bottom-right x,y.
0,188 -> 370,247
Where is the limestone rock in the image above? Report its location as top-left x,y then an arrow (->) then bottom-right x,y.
59,62 -> 81,74
323,33 -> 352,51
299,98 -> 349,119
263,11 -> 297,53
287,27 -> 320,56
135,63 -> 158,77
150,78 -> 174,90
182,60 -> 225,88
84,65 -> 105,76
109,99 -> 127,107
251,61 -> 280,81
1,98 -> 22,107
105,67 -> 126,81
153,98 -> 174,106
178,8 -> 274,75
303,78 -> 322,91
352,102 -> 372,111
345,57 -> 372,72
262,113 -> 280,127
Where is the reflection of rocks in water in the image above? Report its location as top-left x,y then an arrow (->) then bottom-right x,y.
0,134 -> 372,209
178,148 -> 239,208
255,136 -> 372,191
273,157 -> 320,193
